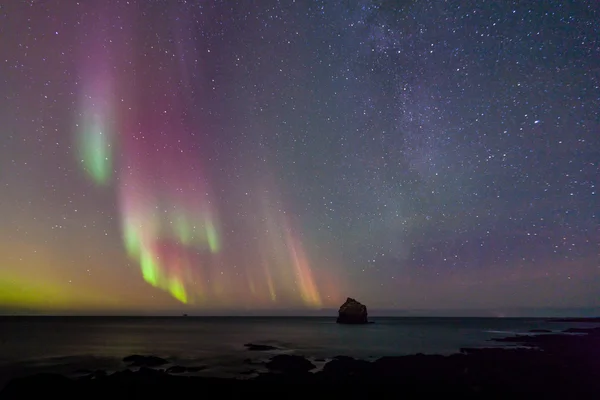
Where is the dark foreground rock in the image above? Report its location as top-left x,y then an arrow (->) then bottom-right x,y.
165,365 -> 205,374
265,354 -> 316,373
122,355 -> 168,367
244,343 -> 279,351
563,327 -> 592,333
336,297 -> 368,324
3,327 -> 600,398
549,317 -> 600,323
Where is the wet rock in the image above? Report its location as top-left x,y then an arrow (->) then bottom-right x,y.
333,355 -> 355,361
122,354 -> 168,367
73,368 -> 92,375
166,366 -> 187,374
265,355 -> 316,374
240,369 -> 256,375
336,297 -> 369,324
77,369 -> 108,381
322,356 -> 372,379
563,327 -> 591,333
244,343 -> 278,351
165,365 -> 205,374
106,369 -> 134,382
243,358 -> 264,366
93,369 -> 107,378
137,367 -> 167,379
550,318 -> 600,323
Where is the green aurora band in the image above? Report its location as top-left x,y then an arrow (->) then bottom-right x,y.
78,113 -> 113,185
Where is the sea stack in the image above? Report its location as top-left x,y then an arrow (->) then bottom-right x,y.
336,297 -> 369,324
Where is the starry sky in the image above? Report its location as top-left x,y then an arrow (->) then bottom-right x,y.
0,1 -> 598,315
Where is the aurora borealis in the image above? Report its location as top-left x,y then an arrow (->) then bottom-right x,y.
0,1 -> 598,315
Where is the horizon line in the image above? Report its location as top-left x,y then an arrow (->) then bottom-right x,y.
1,313 -> 599,319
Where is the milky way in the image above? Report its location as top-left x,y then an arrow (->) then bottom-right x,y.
0,1 -> 598,314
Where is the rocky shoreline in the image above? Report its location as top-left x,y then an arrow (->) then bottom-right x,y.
2,325 -> 600,397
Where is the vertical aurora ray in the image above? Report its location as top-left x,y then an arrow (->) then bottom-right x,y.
77,103 -> 113,185
284,223 -> 322,308
256,190 -> 323,307
116,92 -> 221,305
260,250 -> 277,302
140,247 -> 159,286
74,14 -> 118,186
205,219 -> 220,253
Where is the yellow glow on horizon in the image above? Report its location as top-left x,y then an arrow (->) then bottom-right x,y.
0,274 -> 125,311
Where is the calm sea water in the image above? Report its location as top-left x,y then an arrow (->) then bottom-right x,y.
0,316 -> 591,387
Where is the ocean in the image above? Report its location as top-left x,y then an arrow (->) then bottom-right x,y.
0,316 -> 592,388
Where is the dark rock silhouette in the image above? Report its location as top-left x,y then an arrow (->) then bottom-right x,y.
322,356 -> 371,378
265,355 -> 316,374
122,355 -> 168,367
185,366 -> 206,372
336,297 -> 368,324
563,327 -> 590,333
5,327 -> 600,396
163,365 -> 205,374
165,366 -> 186,374
244,343 -> 278,351
550,317 -> 600,323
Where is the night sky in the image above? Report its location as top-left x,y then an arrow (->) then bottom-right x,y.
1,1 -> 598,314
